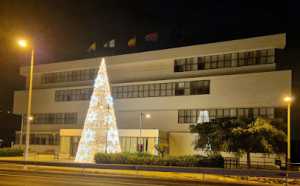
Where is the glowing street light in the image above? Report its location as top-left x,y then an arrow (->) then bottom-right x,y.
18,39 -> 28,48
145,113 -> 151,119
283,96 -> 293,165
284,96 -> 292,103
17,39 -> 35,161
28,116 -> 34,121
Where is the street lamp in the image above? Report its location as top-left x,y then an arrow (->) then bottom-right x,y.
18,39 -> 28,48
139,112 -> 151,152
284,96 -> 293,166
17,39 -> 35,161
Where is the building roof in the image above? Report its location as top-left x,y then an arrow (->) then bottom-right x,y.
20,33 -> 286,76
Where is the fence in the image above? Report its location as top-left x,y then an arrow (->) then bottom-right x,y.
224,157 -> 286,170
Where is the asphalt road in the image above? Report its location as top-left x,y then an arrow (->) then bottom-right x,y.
0,170 -> 226,186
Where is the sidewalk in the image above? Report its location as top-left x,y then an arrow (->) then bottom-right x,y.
0,154 -> 73,162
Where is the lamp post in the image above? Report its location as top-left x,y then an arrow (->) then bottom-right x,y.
139,112 -> 151,152
284,96 -> 293,168
18,39 -> 35,161
19,114 -> 24,145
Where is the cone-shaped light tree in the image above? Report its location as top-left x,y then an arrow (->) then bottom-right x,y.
75,58 -> 121,163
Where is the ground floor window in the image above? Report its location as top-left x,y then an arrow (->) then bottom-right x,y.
16,133 -> 60,145
120,137 -> 157,153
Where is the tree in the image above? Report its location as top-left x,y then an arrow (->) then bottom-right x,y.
190,117 -> 286,168
75,58 -> 121,163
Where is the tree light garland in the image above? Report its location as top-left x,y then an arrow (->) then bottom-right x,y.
75,58 -> 121,163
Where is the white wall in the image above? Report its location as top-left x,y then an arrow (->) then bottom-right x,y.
169,132 -> 198,156
13,70 -> 291,133
20,34 -> 285,89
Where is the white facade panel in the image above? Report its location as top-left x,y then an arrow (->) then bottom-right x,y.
14,70 -> 291,133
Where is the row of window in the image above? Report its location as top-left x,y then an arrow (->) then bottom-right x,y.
41,69 -> 97,84
40,49 -> 274,85
54,80 -> 210,102
55,88 -> 93,102
120,137 -> 156,153
16,133 -> 60,145
112,80 -> 210,99
174,49 -> 275,72
31,113 -> 78,124
178,107 -> 284,123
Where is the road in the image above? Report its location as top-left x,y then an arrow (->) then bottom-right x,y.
0,170 -> 229,186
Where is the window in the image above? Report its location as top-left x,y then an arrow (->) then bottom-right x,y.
174,59 -> 185,72
174,58 -> 198,72
178,110 -> 185,123
112,80 -> 209,99
178,107 -> 281,124
175,82 -> 185,96
190,80 -> 210,95
224,54 -> 232,67
197,57 -> 205,70
31,113 -> 78,124
18,133 -> 59,145
55,88 -> 93,102
41,69 -> 97,84
120,137 -> 156,153
174,49 -> 275,73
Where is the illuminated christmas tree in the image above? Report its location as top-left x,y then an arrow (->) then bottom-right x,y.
75,58 -> 121,163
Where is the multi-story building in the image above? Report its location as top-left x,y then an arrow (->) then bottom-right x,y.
13,33 -> 291,158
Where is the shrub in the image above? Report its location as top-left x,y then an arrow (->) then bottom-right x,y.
0,148 -> 23,157
94,152 -> 224,168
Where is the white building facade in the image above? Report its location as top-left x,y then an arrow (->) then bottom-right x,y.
13,33 -> 291,157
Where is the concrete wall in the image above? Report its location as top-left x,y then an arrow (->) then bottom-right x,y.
13,70 -> 291,133
169,132 -> 198,156
20,34 -> 285,89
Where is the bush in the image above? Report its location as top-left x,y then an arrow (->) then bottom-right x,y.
94,152 -> 224,168
0,148 -> 23,157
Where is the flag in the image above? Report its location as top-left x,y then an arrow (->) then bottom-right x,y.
128,37 -> 136,48
88,42 -> 96,52
145,32 -> 158,42
104,39 -> 115,48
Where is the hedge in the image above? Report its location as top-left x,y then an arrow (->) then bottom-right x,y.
0,148 -> 23,157
94,153 -> 224,168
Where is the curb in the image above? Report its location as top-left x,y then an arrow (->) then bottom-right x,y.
0,159 -> 299,179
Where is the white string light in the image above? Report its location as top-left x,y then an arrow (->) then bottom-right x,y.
75,58 -> 121,163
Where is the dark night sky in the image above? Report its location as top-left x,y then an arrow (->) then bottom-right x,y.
2,0 -> 300,158
0,0 -> 291,111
